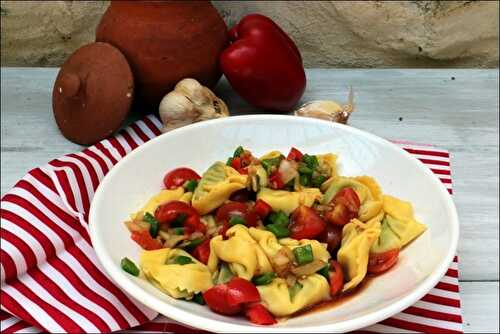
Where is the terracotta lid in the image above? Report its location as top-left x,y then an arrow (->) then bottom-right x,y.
52,42 -> 134,145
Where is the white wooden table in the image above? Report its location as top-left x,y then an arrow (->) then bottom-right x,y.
1,68 -> 499,332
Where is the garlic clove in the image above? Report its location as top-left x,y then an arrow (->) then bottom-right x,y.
294,87 -> 355,124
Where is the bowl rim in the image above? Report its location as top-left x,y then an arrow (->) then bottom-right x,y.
89,114 -> 459,333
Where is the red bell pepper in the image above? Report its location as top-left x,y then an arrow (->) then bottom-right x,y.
220,14 -> 306,112
192,239 -> 211,265
245,303 -> 276,325
154,201 -> 206,234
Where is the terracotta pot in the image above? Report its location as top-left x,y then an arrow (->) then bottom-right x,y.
96,0 -> 227,110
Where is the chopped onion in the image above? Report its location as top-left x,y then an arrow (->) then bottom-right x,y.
124,220 -> 150,233
190,231 -> 204,240
278,159 -> 298,184
285,274 -> 297,287
272,247 -> 294,276
164,235 -> 187,248
291,259 -> 326,277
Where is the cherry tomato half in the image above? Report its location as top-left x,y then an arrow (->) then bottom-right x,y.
253,199 -> 273,219
203,284 -> 242,315
289,205 -> 326,240
163,167 -> 201,190
226,278 -> 261,307
216,202 -> 258,227
368,249 -> 400,274
245,303 -> 276,325
328,260 -> 344,296
325,187 -> 360,226
192,239 -> 211,265
155,201 -> 206,234
268,171 -> 285,190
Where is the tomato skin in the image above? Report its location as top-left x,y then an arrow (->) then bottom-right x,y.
318,224 -> 343,254
286,147 -> 303,162
163,168 -> 201,190
131,231 -> 162,250
325,187 -> 360,226
226,278 -> 261,307
268,171 -> 285,190
203,284 -> 242,315
368,249 -> 399,274
229,189 -> 253,203
245,303 -> 276,325
328,260 -> 344,296
154,201 -> 206,234
253,199 -> 273,219
289,205 -> 326,240
216,202 -> 258,227
192,239 -> 211,265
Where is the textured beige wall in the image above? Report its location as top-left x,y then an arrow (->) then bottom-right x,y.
1,1 -> 498,68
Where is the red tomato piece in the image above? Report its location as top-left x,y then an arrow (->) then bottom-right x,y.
226,278 -> 260,307
253,199 -> 273,219
163,168 -> 201,190
192,239 -> 211,265
325,187 -> 360,226
333,187 -> 360,213
130,231 -> 162,250
328,260 -> 344,296
269,171 -> 285,189
154,201 -> 206,233
245,303 -> 276,325
240,151 -> 253,166
368,249 -> 400,274
229,189 -> 252,202
289,205 -> 326,240
216,202 -> 258,227
318,224 -> 343,254
203,284 -> 242,315
286,147 -> 303,162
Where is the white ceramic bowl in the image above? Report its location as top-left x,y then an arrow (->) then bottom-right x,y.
89,115 -> 459,333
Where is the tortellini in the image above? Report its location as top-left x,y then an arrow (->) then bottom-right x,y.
321,176 -> 383,221
257,274 -> 330,317
279,238 -> 331,263
377,195 -> 427,248
257,187 -> 322,215
248,227 -> 284,260
140,248 -> 213,299
317,153 -> 338,179
337,219 -> 381,292
192,162 -> 247,215
207,225 -> 273,280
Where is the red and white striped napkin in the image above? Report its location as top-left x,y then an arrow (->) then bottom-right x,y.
0,115 -> 462,333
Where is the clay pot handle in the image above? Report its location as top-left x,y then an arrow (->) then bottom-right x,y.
58,73 -> 81,98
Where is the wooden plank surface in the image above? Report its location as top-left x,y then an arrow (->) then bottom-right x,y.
1,67 -> 499,332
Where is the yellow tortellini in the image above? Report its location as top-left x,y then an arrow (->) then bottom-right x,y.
337,219 -> 381,292
140,248 -> 213,299
192,162 -> 247,215
321,176 -> 383,221
257,274 -> 330,317
257,187 -> 322,215
207,225 -> 273,280
136,187 -> 187,217
317,153 -> 338,179
279,238 -> 331,263
248,227 -> 284,259
259,150 -> 282,160
378,195 -> 427,248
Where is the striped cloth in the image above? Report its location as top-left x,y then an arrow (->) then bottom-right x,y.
0,115 -> 462,333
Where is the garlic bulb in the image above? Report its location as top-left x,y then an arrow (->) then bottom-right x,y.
159,78 -> 229,132
294,87 -> 354,124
